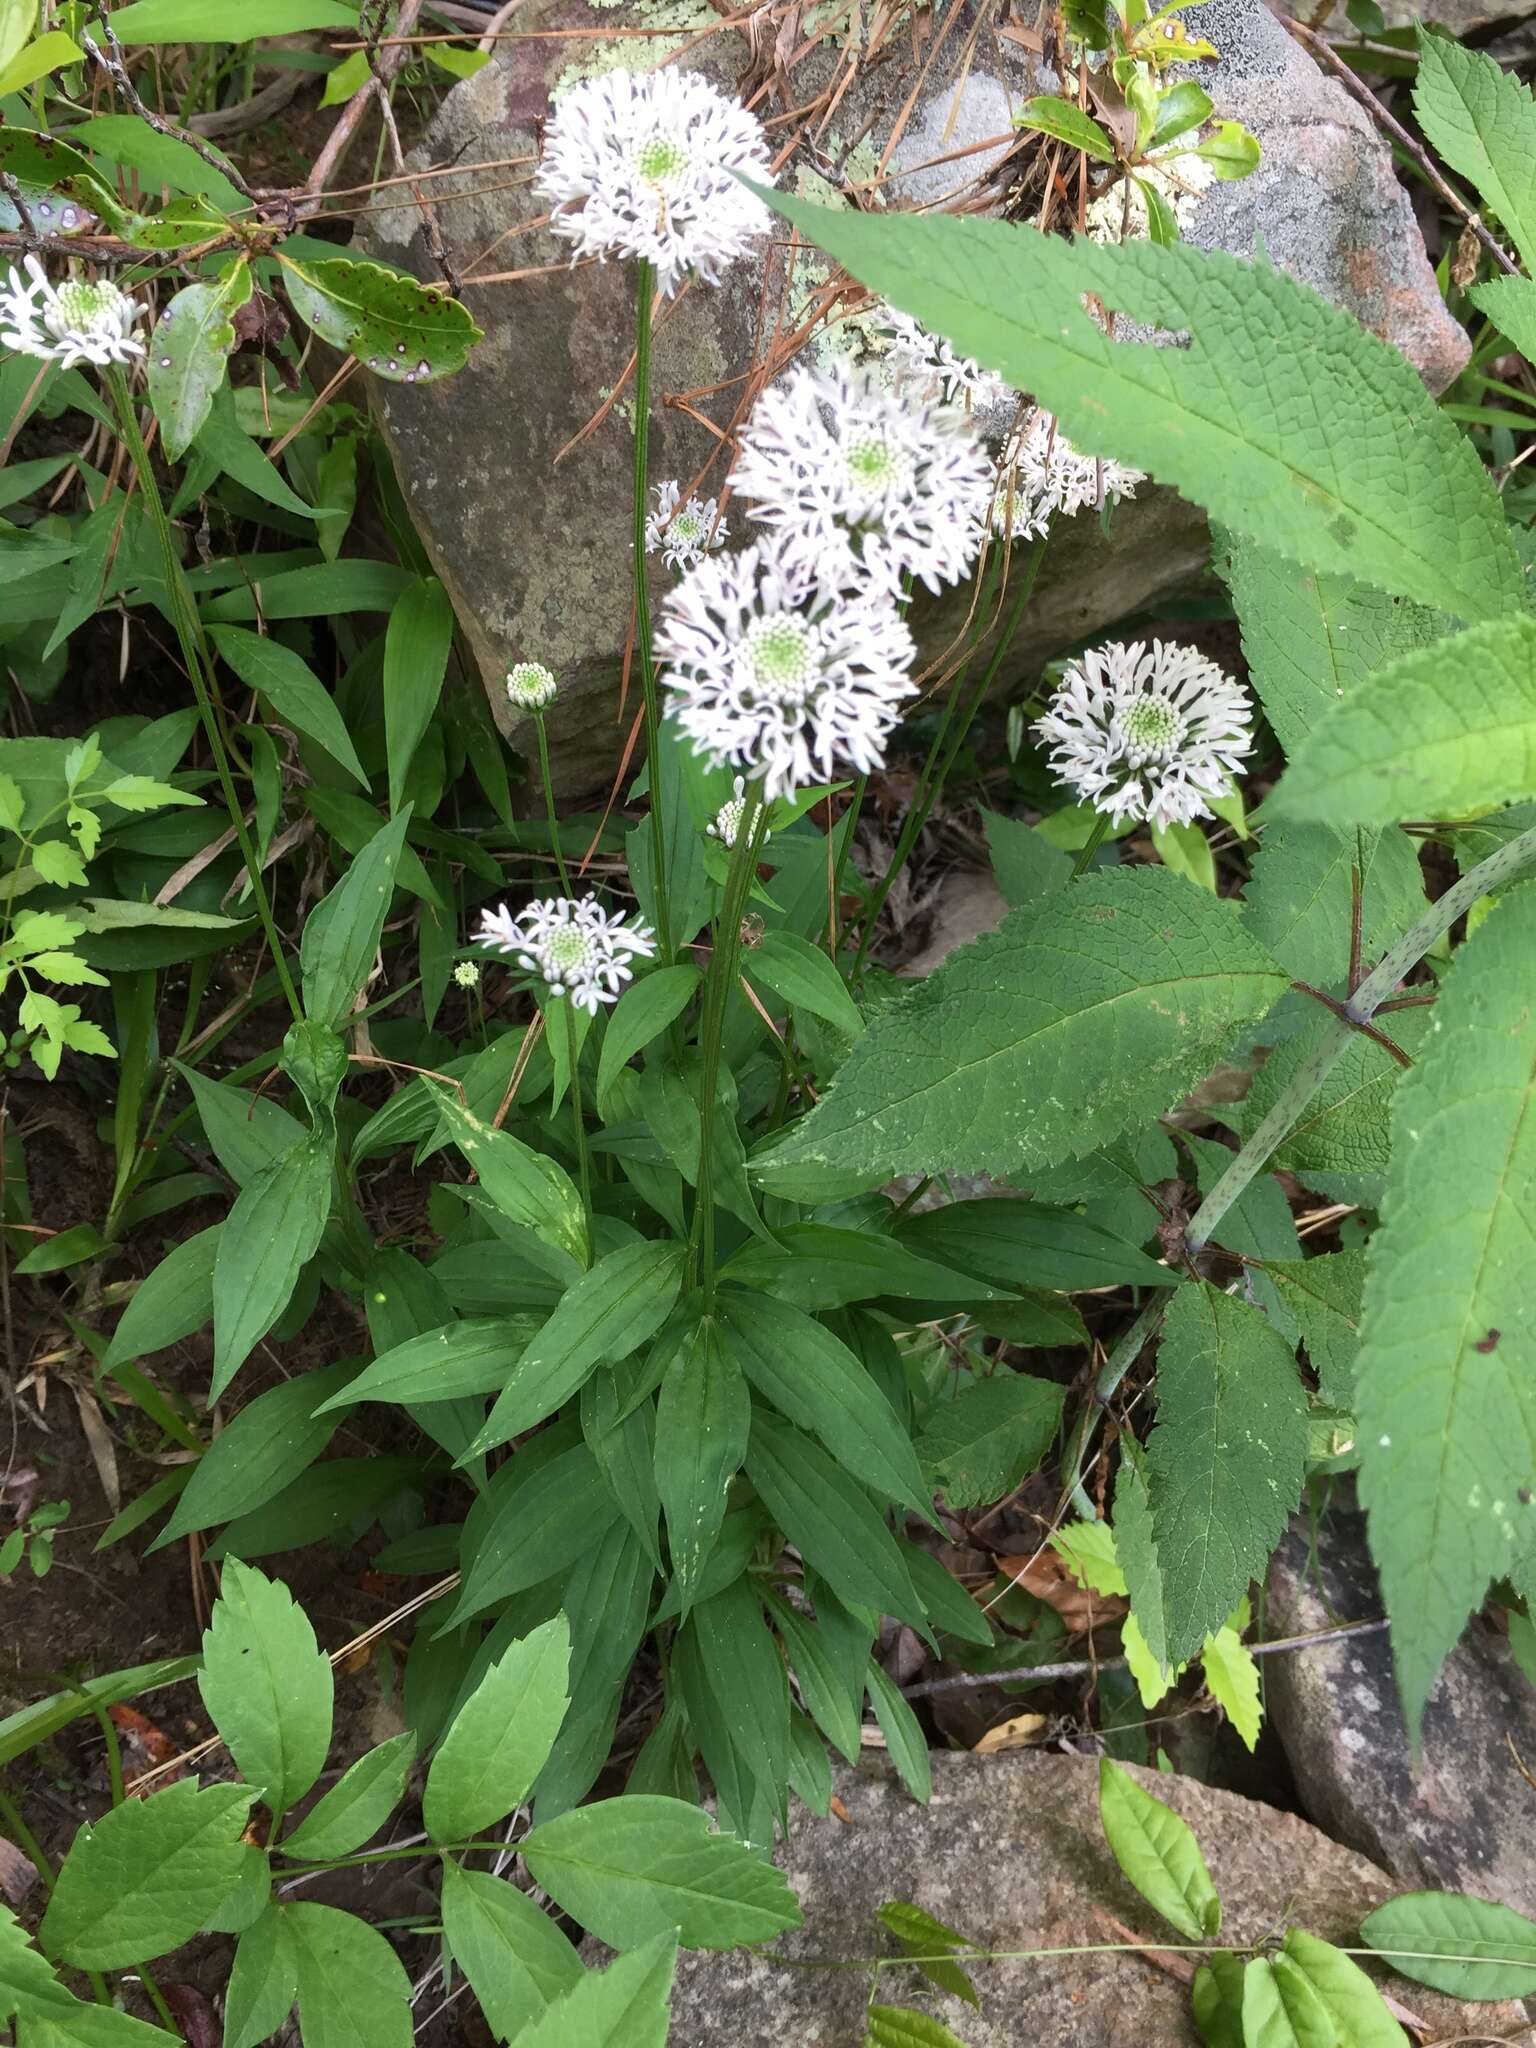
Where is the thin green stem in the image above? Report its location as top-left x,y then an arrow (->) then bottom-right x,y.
104,368 -> 301,1024
630,259 -> 672,960
827,772 -> 867,954
0,1780 -> 55,1891
563,998 -> 593,1238
533,714 -> 573,898
133,1963 -> 177,2032
687,796 -> 768,1297
1069,811 -> 1111,879
851,535 -> 1047,977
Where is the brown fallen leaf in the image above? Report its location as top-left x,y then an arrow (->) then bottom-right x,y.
0,1836 -> 38,1907
973,1712 -> 1048,1756
995,1547 -> 1128,1631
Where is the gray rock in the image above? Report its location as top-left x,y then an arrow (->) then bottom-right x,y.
357,0 -> 1465,793
1267,1497 -> 1536,1914
657,1751 -> 1524,2044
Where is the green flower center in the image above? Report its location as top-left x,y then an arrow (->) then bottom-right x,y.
636,135 -> 690,186
1119,694 -> 1187,761
745,617 -> 815,703
671,510 -> 702,543
547,929 -> 592,975
53,280 -> 119,330
844,431 -> 907,496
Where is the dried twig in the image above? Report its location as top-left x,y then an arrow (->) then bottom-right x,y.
81,10 -> 256,202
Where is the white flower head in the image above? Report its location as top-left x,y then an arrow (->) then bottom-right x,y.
1085,154 -> 1216,244
657,540 -> 916,803
453,960 -> 481,989
536,68 -> 775,296
988,410 -> 1143,533
506,661 -> 559,711
881,305 -> 1010,412
731,360 -> 991,596
1034,638 -> 1254,831
476,893 -> 657,1014
0,255 -> 146,371
707,774 -> 768,848
646,478 -> 727,573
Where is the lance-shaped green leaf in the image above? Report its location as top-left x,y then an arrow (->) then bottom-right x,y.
717,1289 -> 932,1518
514,1930 -> 677,2048
1357,886 -> 1536,1739
427,1083 -> 587,1269
144,259 -> 251,461
384,574 -> 454,814
751,185 -> 1522,623
211,1129 -> 332,1400
40,1779 -> 255,1969
1014,95 -> 1116,159
224,1905 -> 299,2048
0,128 -> 123,227
1273,615 -> 1536,825
1359,1891 -> 1536,2002
468,1242 -> 687,1454
210,625 -> 367,786
282,1731 -> 416,1860
758,868 -> 1288,1182
1147,1284 -> 1307,1664
655,1313 -> 749,1614
279,252 -> 482,382
287,1902 -> 413,2048
438,1863 -> 582,2042
102,1221 -> 218,1371
423,1616 -> 570,1843
300,808 -> 411,1029
1413,31 -> 1536,272
1220,537 -> 1446,763
198,1559 -> 333,1817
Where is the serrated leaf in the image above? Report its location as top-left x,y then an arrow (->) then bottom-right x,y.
198,1559 -> 332,1816
470,1242 -> 686,1454
1356,886 -> 1536,1738
1,1905 -> 171,2046
1232,1010 -> 1430,1203
1223,535 -> 1447,759
1199,1624 -> 1261,1752
438,1863 -> 582,2043
514,1930 -> 677,2048
521,1795 -> 801,1949
223,1904 -> 299,2048
1097,1758 -> 1220,1942
1051,1517 -> 1127,1596
915,1372 -> 1064,1508
759,869 -> 1288,1182
40,1778 -> 254,1968
424,1616 -> 570,1842
287,1901 -> 412,2048
145,263 -> 250,461
210,625 -> 367,785
981,806 -> 1071,906
1276,614 -> 1536,825
1268,1252 -> 1366,1407
282,1731 -> 416,1859
1146,1284 -> 1308,1663
1471,272 -> 1536,361
753,186 -> 1522,623
1279,1929 -> 1407,2047
211,1129 -> 332,1400
1243,824 -> 1424,990
1359,1890 -> 1536,2000
655,1313 -> 749,1614
1413,31 -> 1536,272
279,253 -> 482,382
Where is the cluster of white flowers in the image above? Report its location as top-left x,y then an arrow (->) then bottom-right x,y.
477,892 -> 657,1013
708,774 -> 768,849
0,255 -> 145,371
536,68 -> 776,296
1034,638 -> 1253,831
1085,155 -> 1216,244
645,479 -> 727,573
732,359 -> 991,598
880,305 -> 1010,413
506,661 -> 559,711
656,542 -> 917,804
982,409 -> 1143,538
